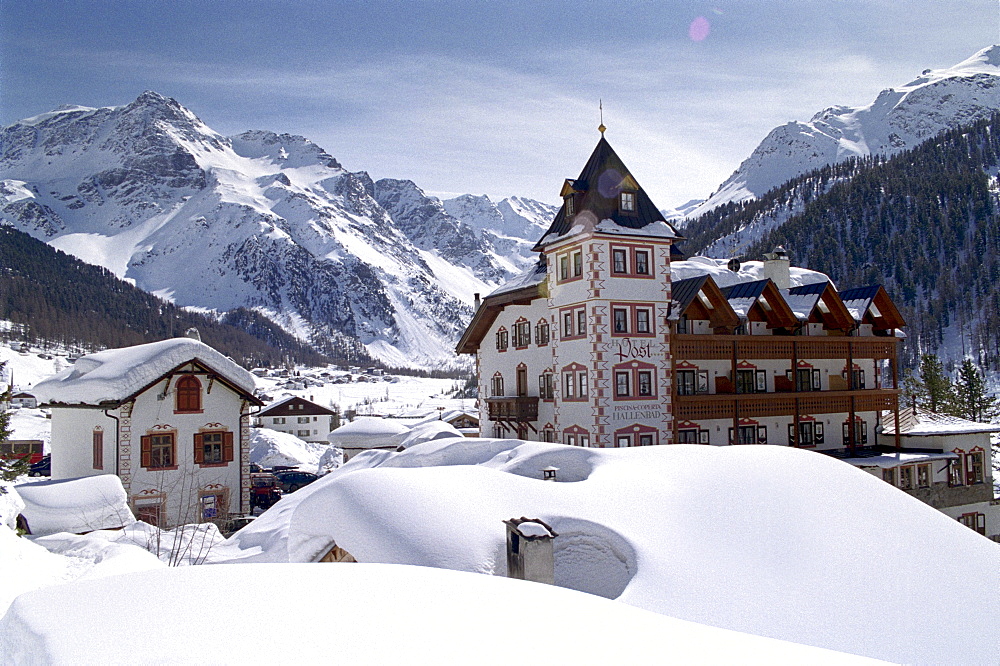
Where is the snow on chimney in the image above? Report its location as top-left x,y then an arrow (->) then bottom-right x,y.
763,246 -> 791,290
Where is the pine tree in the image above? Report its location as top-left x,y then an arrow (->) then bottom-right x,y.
918,354 -> 956,414
953,358 -> 999,422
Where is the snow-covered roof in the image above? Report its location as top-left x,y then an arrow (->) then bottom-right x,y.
486,258 -> 547,299
32,338 -> 256,406
840,451 -> 959,469
670,257 -> 831,290
327,416 -> 409,448
880,407 -> 1000,436
15,475 -> 135,537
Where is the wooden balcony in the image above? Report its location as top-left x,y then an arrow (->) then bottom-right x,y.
485,396 -> 540,422
674,388 -> 899,421
672,334 -> 899,361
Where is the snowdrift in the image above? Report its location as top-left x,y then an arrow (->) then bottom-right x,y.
0,563 -> 881,665
214,439 -> 1000,663
16,475 -> 135,536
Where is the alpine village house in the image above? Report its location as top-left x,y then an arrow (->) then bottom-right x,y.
457,130 -> 998,538
32,337 -> 262,528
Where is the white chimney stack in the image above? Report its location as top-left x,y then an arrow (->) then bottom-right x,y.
763,246 -> 791,290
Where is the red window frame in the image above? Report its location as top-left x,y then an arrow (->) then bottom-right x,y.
140,431 -> 178,470
563,425 -> 590,447
92,428 -> 104,470
175,375 -> 203,414
495,327 -> 509,352
609,243 -> 654,279
614,424 -> 659,447
556,246 -> 584,283
612,361 -> 657,400
561,363 -> 588,402
610,302 -> 655,337
513,319 -> 531,348
194,430 -> 234,467
534,319 -> 550,346
560,306 -> 587,340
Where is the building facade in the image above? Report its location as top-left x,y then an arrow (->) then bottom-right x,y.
33,338 -> 262,528
256,395 -> 338,443
457,134 -> 907,454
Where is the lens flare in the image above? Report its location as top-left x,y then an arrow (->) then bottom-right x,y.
689,16 -> 710,42
598,168 -> 624,199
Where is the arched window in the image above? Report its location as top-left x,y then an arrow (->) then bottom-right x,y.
175,375 -> 202,413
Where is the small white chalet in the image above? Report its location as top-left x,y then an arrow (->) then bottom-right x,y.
256,395 -> 338,443
32,338 -> 263,528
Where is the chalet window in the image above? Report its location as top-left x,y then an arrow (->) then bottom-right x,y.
297,429 -> 311,437
789,421 -> 822,447
92,429 -> 103,470
572,251 -> 583,277
175,375 -> 202,413
560,255 -> 569,280
966,451 -> 985,485
577,309 -> 587,336
514,321 -> 531,347
535,320 -> 550,345
565,434 -> 576,446
959,512 -> 987,535
638,434 -> 654,446
736,369 -> 756,394
562,312 -> 574,338
677,428 -> 699,444
297,416 -> 310,424
842,419 -> 867,446
729,425 -> 759,445
636,308 -> 651,334
620,191 -> 636,212
634,250 -> 650,275
615,372 -> 630,397
637,371 -> 653,397
563,372 -> 575,399
491,374 -> 504,397
612,249 -> 628,274
496,329 -> 509,351
542,427 -> 556,443
882,468 -> 896,485
579,434 -> 590,447
578,371 -> 588,398
538,373 -> 554,400
898,465 -> 913,490
851,368 -> 866,389
615,435 -> 631,448
917,464 -> 931,488
141,433 -> 176,469
676,370 -> 695,396
613,308 -> 629,333
273,417 -> 286,425
950,456 -> 965,486
796,368 -> 821,392
565,196 -> 575,217
194,431 -> 233,466
676,315 -> 689,334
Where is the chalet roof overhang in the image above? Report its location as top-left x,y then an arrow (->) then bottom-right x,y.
259,396 -> 336,417
40,359 -> 264,409
757,281 -> 799,329
456,283 -> 542,355
673,275 -> 740,329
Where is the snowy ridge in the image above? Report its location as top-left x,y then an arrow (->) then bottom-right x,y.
689,45 -> 1000,220
0,92 -> 556,368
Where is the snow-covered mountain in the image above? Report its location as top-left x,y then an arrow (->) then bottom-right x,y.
0,92 -> 555,368
688,45 -> 1000,220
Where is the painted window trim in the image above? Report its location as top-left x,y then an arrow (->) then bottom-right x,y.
174,374 -> 203,414
609,243 -> 654,279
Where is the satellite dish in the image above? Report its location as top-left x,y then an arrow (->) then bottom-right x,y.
727,258 -> 741,272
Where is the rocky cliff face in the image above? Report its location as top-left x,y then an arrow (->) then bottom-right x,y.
0,92 -> 554,368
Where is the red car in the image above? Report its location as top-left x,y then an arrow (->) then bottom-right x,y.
250,473 -> 282,510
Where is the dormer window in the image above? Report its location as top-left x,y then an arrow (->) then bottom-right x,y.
620,191 -> 636,213
565,196 -> 575,217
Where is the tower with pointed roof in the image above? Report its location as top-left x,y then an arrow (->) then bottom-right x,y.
458,132 -> 683,447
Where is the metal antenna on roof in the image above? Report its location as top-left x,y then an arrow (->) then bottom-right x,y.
598,100 -> 606,135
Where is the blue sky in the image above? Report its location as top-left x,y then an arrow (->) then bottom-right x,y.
2,1 -> 998,207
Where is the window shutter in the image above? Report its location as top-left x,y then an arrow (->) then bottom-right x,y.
223,431 -> 234,463
140,436 -> 152,468
193,433 -> 205,464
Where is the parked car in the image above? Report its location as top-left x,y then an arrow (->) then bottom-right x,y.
273,471 -> 318,493
249,473 -> 282,511
249,462 -> 264,474
29,454 -> 51,477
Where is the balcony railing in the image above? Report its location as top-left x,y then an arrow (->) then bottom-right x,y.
673,389 -> 899,421
486,396 -> 540,422
672,334 -> 899,361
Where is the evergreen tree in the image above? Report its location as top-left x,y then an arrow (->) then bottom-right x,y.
952,358 -> 999,422
918,354 -> 956,414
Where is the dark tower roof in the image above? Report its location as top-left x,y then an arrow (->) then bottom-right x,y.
534,136 -> 681,249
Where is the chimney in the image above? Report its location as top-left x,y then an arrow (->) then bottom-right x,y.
504,517 -> 557,584
474,293 -> 481,309
763,246 -> 791,290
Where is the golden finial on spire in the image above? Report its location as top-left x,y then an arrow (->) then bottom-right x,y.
598,100 -> 606,135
